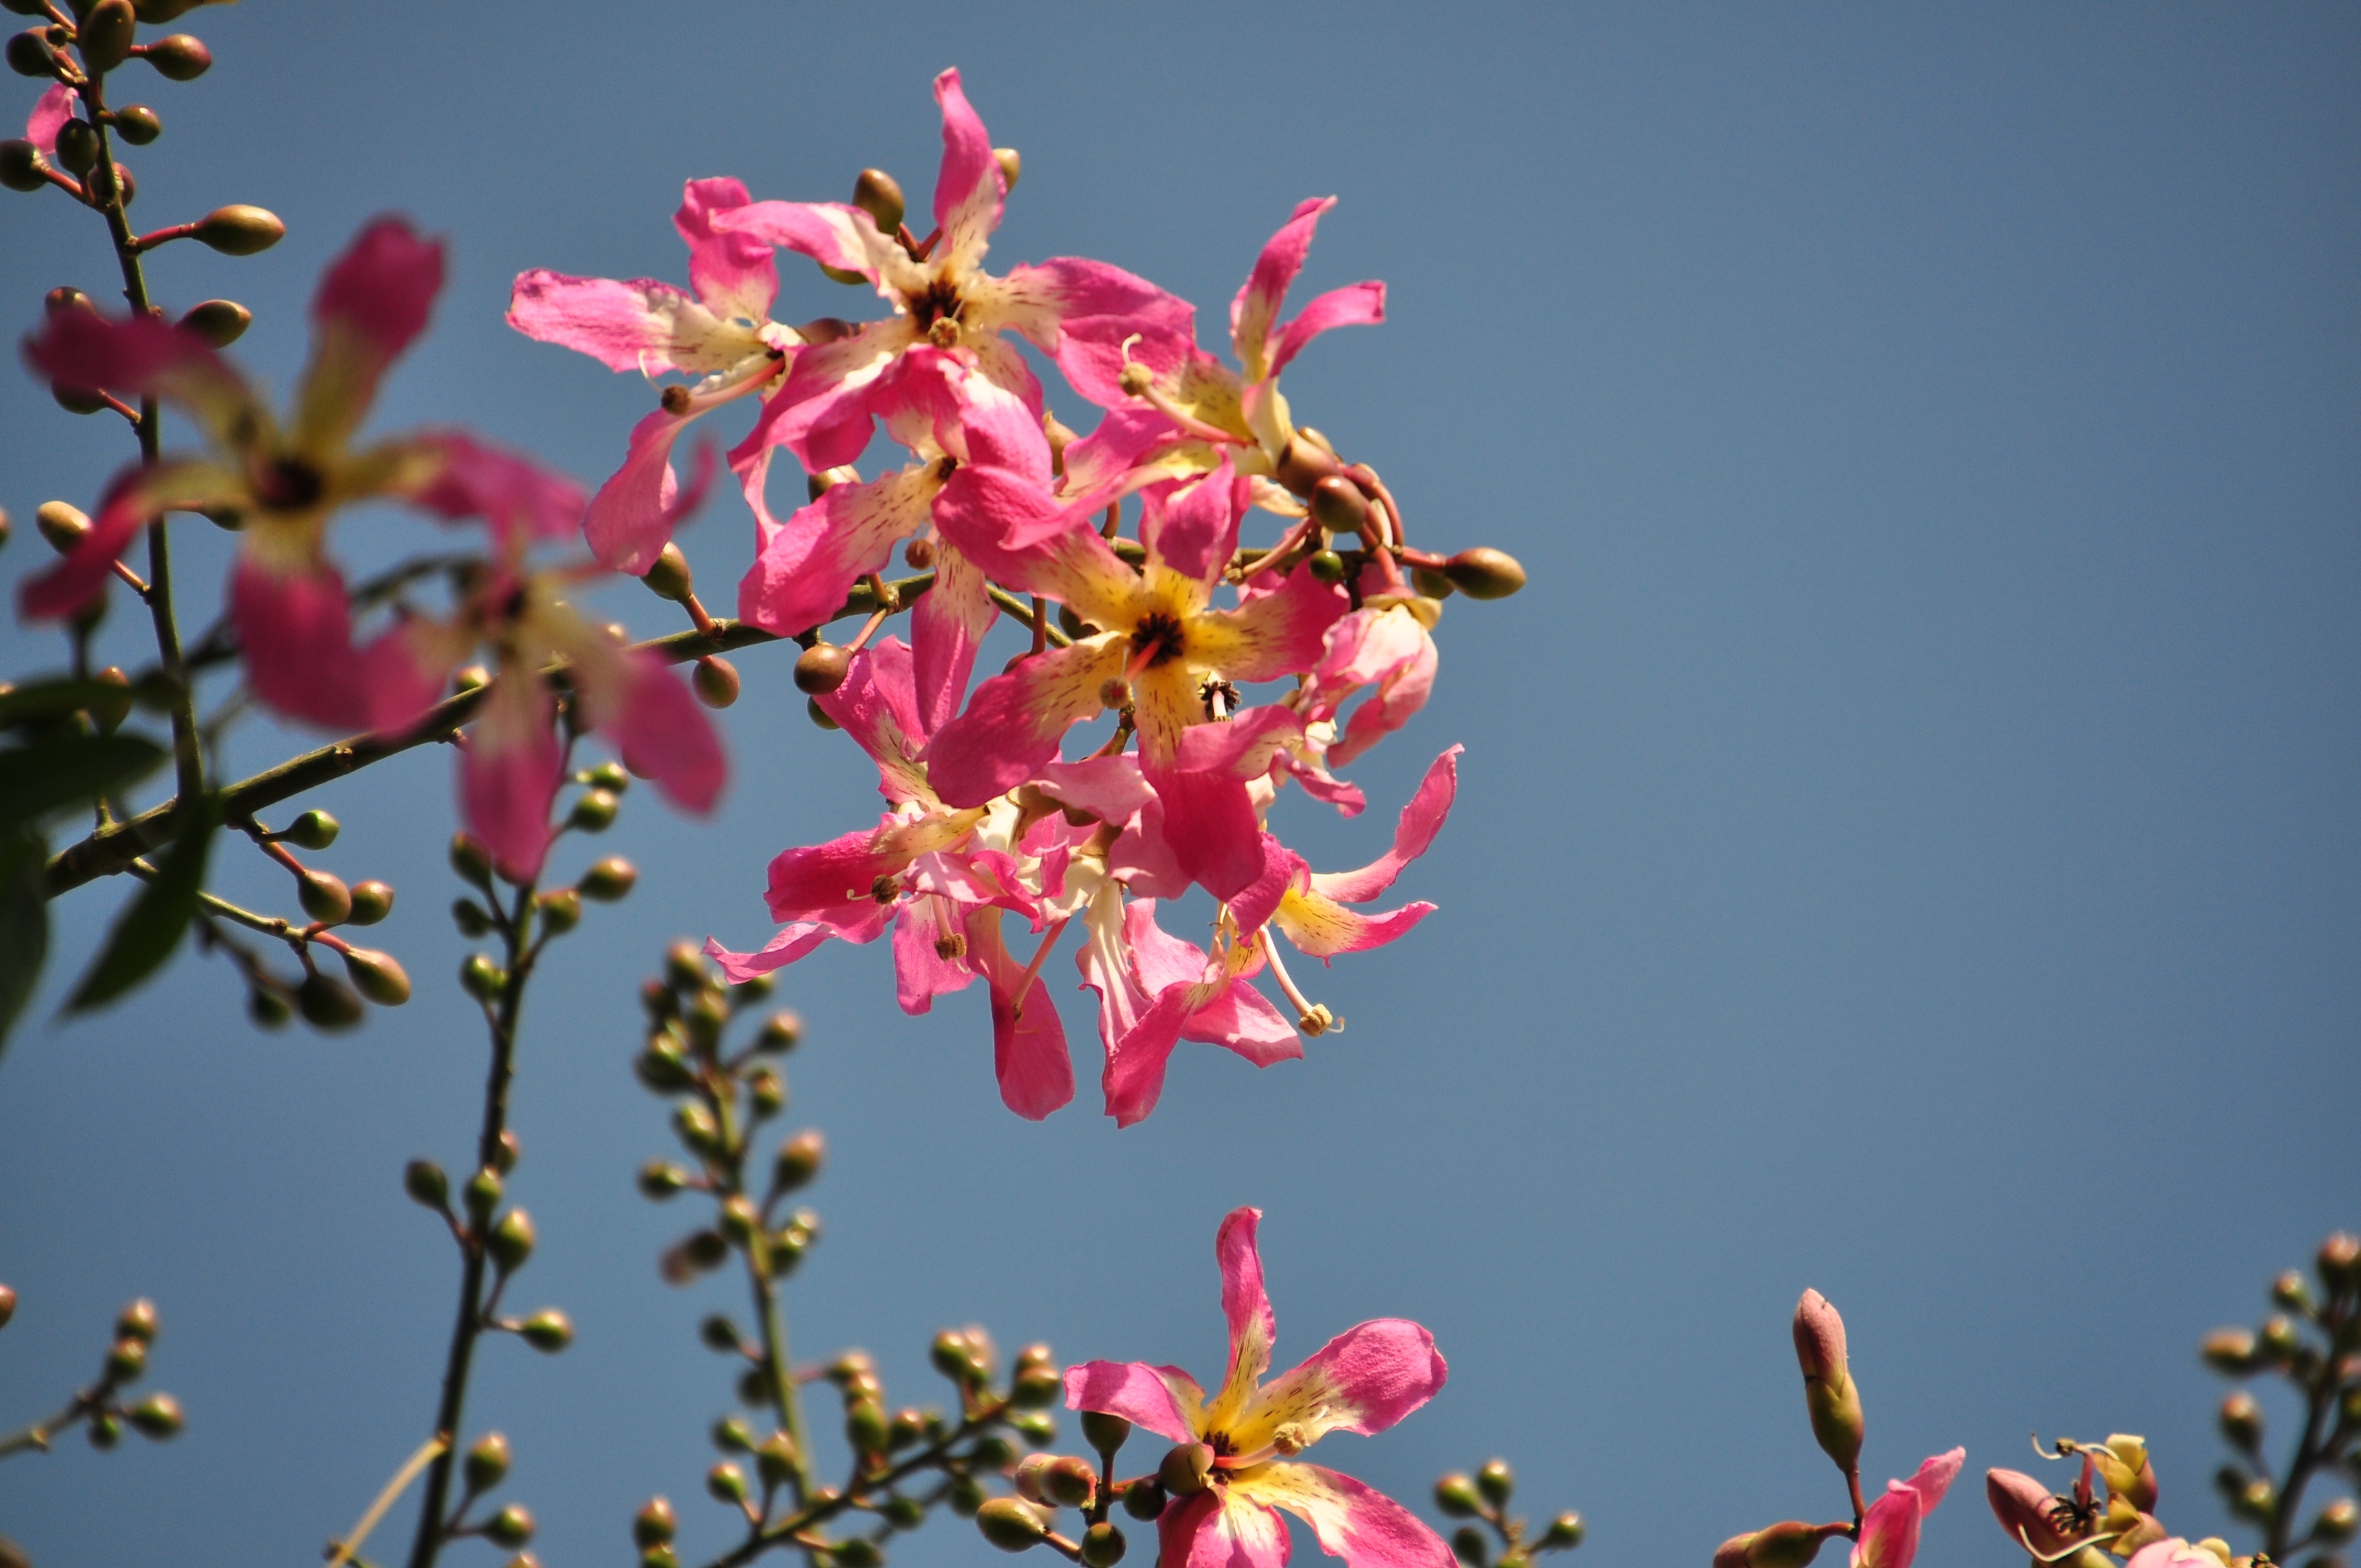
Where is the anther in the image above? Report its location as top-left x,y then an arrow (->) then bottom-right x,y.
661,384 -> 693,415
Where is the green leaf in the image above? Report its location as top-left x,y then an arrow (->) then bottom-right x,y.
65,802 -> 217,1015
0,733 -> 167,833
0,833 -> 49,1058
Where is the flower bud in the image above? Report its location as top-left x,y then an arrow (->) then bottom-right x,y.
693,655 -> 740,709
666,939 -> 714,991
107,1336 -> 147,1382
1412,565 -> 1456,600
852,168 -> 905,236
634,1497 -> 677,1548
141,33 -> 209,79
636,1034 -> 693,1091
1008,1408 -> 1056,1442
751,1430 -> 798,1487
450,833 -> 493,887
1988,1469 -> 2080,1556
1117,1477 -> 1165,1520
1793,1290 -> 1863,1477
454,664 -> 489,693
464,1166 -> 503,1221
519,1310 -> 573,1352
698,1313 -> 743,1354
750,1010 -> 801,1053
0,1283 -> 15,1330
1308,475 -> 1369,537
642,1548 -> 678,1568
6,30 -> 54,78
1476,1460 -> 1513,1509
38,501 -> 91,553
110,104 -> 162,147
2316,1498 -> 2359,1543
2270,1270 -> 2312,1312
1453,1526 -> 1488,1567
451,897 -> 493,936
77,0 -> 136,72
1274,433 -> 1345,497
486,1504 -> 534,1548
0,137 -> 44,191
580,857 -> 637,902
2092,1436 -> 2156,1513
796,642 -> 851,695
746,1066 -> 786,1116
639,1161 -> 689,1200
466,1431 -> 511,1493
2219,1392 -> 2263,1450
773,1130 -> 824,1192
1540,1514 -> 1584,1551
641,542 -> 693,602
1444,547 -> 1527,600
1073,1522 -> 1125,1568
2318,1231 -> 2360,1292
346,880 -> 394,925
489,1209 -> 535,1273
115,1298 -> 157,1342
1435,1474 -> 1482,1517
809,695 -> 841,730
1305,549 -> 1350,584
2258,1315 -> 2299,1360
836,1540 -> 883,1568
847,1397 -> 889,1454
674,1102 -> 722,1157
1080,1411 -> 1130,1458
404,1159 -> 450,1210
280,809 -> 338,850
1716,1524 -> 1830,1568
462,953 -> 506,1002
1042,1455 -> 1097,1508
2237,1478 -> 2275,1521
977,1499 -> 1052,1552
296,971 -> 364,1030
331,946 -> 409,1007
87,1410 -> 121,1448
1158,1442 -> 1214,1497
297,867 -> 353,924
192,203 -> 282,256
54,118 -> 98,176
569,787 -> 619,832
534,888 -> 580,935
2201,1328 -> 2257,1373
707,1461 -> 749,1506
54,380 -> 109,415
127,1392 -> 182,1438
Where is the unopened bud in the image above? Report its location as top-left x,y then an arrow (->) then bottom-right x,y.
796,642 -> 851,695
488,1209 -> 535,1273
1158,1442 -> 1214,1497
772,1129 -> 824,1192
535,887 -> 581,935
346,880 -> 394,925
462,953 -> 506,1002
54,118 -> 98,176
808,695 -> 841,730
580,856 -> 636,902
643,542 -> 693,602
141,33 -> 210,79
1080,1410 -> 1131,1458
107,1336 -> 147,1382
674,1102 -> 722,1156
1540,1513 -> 1584,1551
693,655 -> 739,709
836,1540 -> 883,1568
0,137 -> 44,192
1717,1524 -> 1830,1568
707,1461 -> 749,1506
1042,1454 -> 1097,1508
280,809 -> 338,850
844,1396 -> 889,1455
112,103 -> 161,144
2219,1392 -> 2263,1449
1444,547 -> 1527,600
518,1310 -> 572,1352
993,147 -> 1022,190
1121,1478 -> 1166,1520
852,168 -> 904,236
2271,1270 -> 2312,1312
294,867 -> 351,923
1476,1459 -> 1514,1508
1793,1289 -> 1863,1477
568,787 -> 619,832
634,1497 -> 677,1548
339,947 -> 411,1006
2238,1477 -> 2275,1519
0,1284 -> 15,1331
1305,549 -> 1349,584
1435,1474 -> 1481,1517
1413,566 -> 1456,600
1080,1523 -> 1125,1568
757,1010 -> 802,1052
404,1159 -> 449,1209
1453,1526 -> 1488,1567
127,1392 -> 182,1438
87,1411 -> 121,1448
81,0 -> 136,72
449,833 -> 493,887
2316,1499 -> 2358,1543
295,971 -> 364,1031
1275,432 -> 1345,497
2201,1328 -> 2258,1373
192,203 -> 282,256
452,898 -> 493,937
6,29 -> 54,78
2259,1315 -> 2299,1359
485,1504 -> 534,1548
110,1297 -> 156,1342
2319,1231 -> 2361,1291
466,1431 -> 511,1492
1308,475 -> 1370,536
638,1161 -> 690,1201
493,1130 -> 519,1174
977,1498 -> 1052,1552
37,501 -> 91,553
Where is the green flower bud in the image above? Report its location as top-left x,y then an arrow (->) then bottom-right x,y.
1008,1409 -> 1055,1442
2272,1271 -> 2313,1312
87,1410 -> 122,1449
127,1392 -> 182,1438
466,1431 -> 511,1493
1080,1411 -> 1130,1458
580,857 -> 637,902
847,1397 -> 889,1455
699,1313 -> 743,1353
972,1434 -> 1019,1469
932,1329 -> 982,1382
341,947 -> 411,1006
993,147 -> 1022,191
2315,1498 -> 2358,1544
54,118 -> 98,176
661,1230 -> 727,1284
1476,1460 -> 1514,1509
674,1102 -> 722,1157
747,1066 -> 786,1117
583,760 -> 629,792
796,642 -> 852,695
1,136 -> 46,192
36,501 -> 91,553
518,1310 -> 573,1353
636,1034 -> 695,1092
639,1161 -> 690,1200
2237,1478 -> 2275,1521
642,1550 -> 679,1568
1305,549 -> 1350,584
693,655 -> 740,709
1158,1443 -> 1214,1497
452,897 -> 493,937
297,868 -> 351,924
1435,1474 -> 1482,1518
1081,1523 -> 1127,1568
710,1417 -> 754,1453
295,971 -> 364,1031
535,888 -> 581,935
642,543 -> 693,603
2202,1328 -> 2258,1373
758,1010 -> 803,1053
176,298 -> 251,349
888,1407 -> 927,1450
666,939 -> 715,992
2220,1391 -> 2263,1449
1412,566 -> 1456,600
774,1130 -> 825,1193
464,1167 -> 503,1224
1042,1455 -> 1097,1508
1121,1478 -> 1165,1520
493,1130 -> 520,1175
1443,547 -> 1527,600
1012,1366 -> 1062,1409
852,168 -> 905,236
192,203 -> 282,256
2259,1315 -> 2299,1359
977,1499 -> 1051,1553
450,833 -> 494,888
462,954 -> 506,1003
282,809 -> 339,850
404,1159 -> 449,1209
708,1463 -> 750,1506
634,1497 -> 677,1547
115,1299 -> 157,1342
569,788 -> 619,832
107,1336 -> 147,1383
683,987 -> 729,1050
485,1504 -> 535,1548
140,33 -> 211,80
346,880 -> 394,925
109,104 -> 161,147
950,1475 -> 987,1516
754,1432 -> 799,1487
489,1209 -> 535,1273
1452,1527 -> 1488,1568
884,1495 -> 926,1528
808,695 -> 843,730
1540,1513 -> 1585,1551
835,1539 -> 884,1568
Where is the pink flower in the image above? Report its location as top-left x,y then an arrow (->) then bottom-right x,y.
20,217 -> 576,735
507,177 -> 799,574
713,68 -> 1194,475
1065,1207 -> 1452,1568
2123,1543 -> 2228,1568
1305,600 -> 1438,769
1854,1451 -> 1965,1568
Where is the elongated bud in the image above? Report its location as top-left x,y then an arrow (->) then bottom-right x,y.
1541,1514 -> 1584,1550
115,1299 -> 157,1341
192,204 -> 282,256
141,33 -> 209,78
1309,475 -> 1370,537
81,0 -> 136,72
2201,1328 -> 2257,1373
1275,433 -> 1347,497
127,1392 -> 182,1437
346,880 -> 394,925
707,1461 -> 749,1506
0,1284 -> 15,1330
404,1159 -> 449,1209
693,656 -> 739,709
281,809 -> 338,849
635,1498 -> 678,1548
638,1161 -> 689,1199
2218,1392 -> 2262,1450
462,953 -> 505,1002
463,1167 -> 502,1225
2317,1499 -> 2359,1544
450,833 -> 494,887
643,542 -> 693,603
536,888 -> 580,935
107,1336 -> 147,1381
113,103 -> 161,144
0,138 -> 44,192
1080,1411 -> 1131,1458
1453,1526 -> 1488,1567
37,501 -> 91,553
295,971 -> 364,1031
1476,1460 -> 1514,1508
295,863 -> 350,920
2259,1315 -> 2298,1359
772,1130 -> 824,1192
1435,1474 -> 1482,1517
994,147 -> 1022,190
1987,1469 -> 2078,1557
977,1498 -> 1051,1552
485,1504 -> 534,1548
1793,1290 -> 1863,1476
2319,1231 -> 2360,1292
852,168 -> 905,236
466,1431 -> 512,1492
1444,547 -> 1526,600
489,1209 -> 535,1273
1716,1524 -> 1831,1568
340,947 -> 411,1006
580,857 -> 636,902
1158,1442 -> 1214,1497
795,643 -> 850,694
6,29 -> 54,78
518,1310 -> 572,1352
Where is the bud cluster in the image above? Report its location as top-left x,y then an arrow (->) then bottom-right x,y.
0,1287 -> 183,1457
1432,1457 -> 1585,1568
218,808 -> 411,1033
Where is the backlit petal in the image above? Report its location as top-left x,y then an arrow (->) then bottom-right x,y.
931,68 -> 1004,270
17,460 -> 240,621
1231,1464 -> 1453,1568
921,634 -> 1125,808
1236,1320 -> 1445,1451
462,671 -> 561,882
1162,1489 -> 1290,1568
1063,1360 -> 1203,1445
1210,1206 -> 1278,1431
676,176 -> 778,324
966,905 -> 1075,1120
1309,748 -> 1459,905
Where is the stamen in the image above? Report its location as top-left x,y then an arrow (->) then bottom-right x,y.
1260,931 -> 1338,1037
842,605 -> 893,658
1008,916 -> 1072,1018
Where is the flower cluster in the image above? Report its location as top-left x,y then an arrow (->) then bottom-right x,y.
510,69 -> 1523,1124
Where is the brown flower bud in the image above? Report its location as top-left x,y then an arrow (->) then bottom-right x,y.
6,30 -> 55,79
994,147 -> 1022,191
1158,1442 -> 1214,1497
1042,1454 -> 1098,1509
796,642 -> 851,694
80,0 -> 136,73
580,856 -> 636,902
340,947 -> 411,1006
1988,1469 -> 2081,1557
37,501 -> 91,553
977,1498 -> 1052,1552
53,118 -> 98,176
1275,432 -> 1346,497
1444,547 -> 1527,600
2318,1230 -> 2360,1292
485,1503 -> 534,1548
2201,1328 -> 2257,1373
139,33 -> 209,79
346,880 -> 395,926
192,203 -> 282,256
297,868 -> 351,924
1308,475 -> 1369,537
127,1392 -> 182,1437
693,655 -> 739,709
852,168 -> 905,236
295,971 -> 364,1031
112,103 -> 160,144
0,138 -> 44,192
465,1431 -> 511,1492
0,1283 -> 15,1331
642,542 -> 693,602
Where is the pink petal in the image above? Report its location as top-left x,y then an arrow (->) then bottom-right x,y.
1174,705 -> 1309,779
582,407 -> 704,574
675,176 -> 777,324
1184,975 -> 1301,1066
600,653 -> 727,814
21,308 -> 256,448
1033,755 -> 1156,825
311,214 -> 444,369
462,671 -> 561,882
25,83 -> 73,155
967,907 -> 1076,1120
1273,889 -> 1435,961
892,898 -> 976,1016
815,639 -> 936,804
1310,747 -> 1461,904
910,542 -> 996,737
1901,1450 -> 1965,1514
1231,197 -> 1334,381
1217,1206 -> 1278,1392
944,361 -> 1058,479
1147,761 -> 1268,902
1061,1360 -> 1202,1445
354,617 -> 460,735
1107,796 -> 1191,900
407,429 -> 591,554
229,554 -> 365,730
711,199 -> 879,279
705,926 -> 833,981
1852,1451 -> 1963,1568
1201,566 -> 1351,684
766,823 -> 907,926
1234,1464 -> 1453,1568
741,322 -> 909,472
1231,837 -> 1308,938
1142,458 -> 1244,584
505,271 -> 712,375
738,465 -> 935,638
921,634 -> 1123,808
1161,1490 -> 1290,1568
1266,282 -> 1385,382
999,257 -> 1199,409
1264,1320 -> 1446,1440
17,459 -> 233,621
930,68 -> 1004,266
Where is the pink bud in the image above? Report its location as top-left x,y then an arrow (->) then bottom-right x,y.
1987,1469 -> 2078,1558
1793,1289 -> 1849,1383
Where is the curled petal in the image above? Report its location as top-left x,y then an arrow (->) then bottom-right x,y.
966,907 -> 1075,1120
26,84 -> 73,155
406,429 -> 590,554
1240,1321 -> 1446,1450
1232,197 -> 1334,382
1273,887 -> 1434,961
714,199 -> 882,278
229,554 -> 365,730
1854,1450 -> 1965,1568
910,542 -> 995,737
18,460 -> 240,621
1062,1360 -> 1203,1445
706,926 -> 833,982
676,176 -> 778,324
815,639 -> 934,804
505,270 -> 754,377
994,257 -> 1199,409
1310,747 -> 1460,905
1213,1206 -> 1278,1424
1230,1463 -> 1453,1568
582,408 -> 708,574
598,653 -> 726,814
1266,281 -> 1385,382
462,671 -> 561,882
294,216 -> 446,455
738,465 -> 937,638
930,68 -> 1005,269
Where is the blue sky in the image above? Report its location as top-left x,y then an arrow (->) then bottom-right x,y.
1,5 -> 2355,1567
